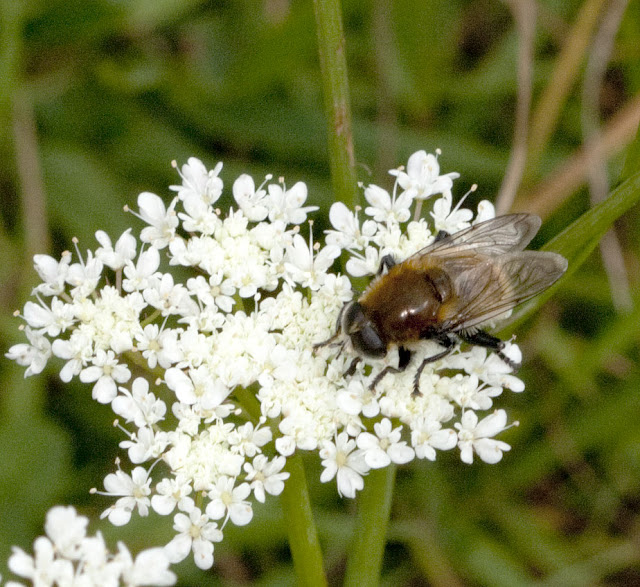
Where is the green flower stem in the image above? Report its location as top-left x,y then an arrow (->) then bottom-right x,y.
280,454 -> 328,586
232,388 -> 326,584
313,0 -> 358,208
344,465 -> 397,586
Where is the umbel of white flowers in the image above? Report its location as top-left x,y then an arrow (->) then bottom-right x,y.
6,151 -> 522,571
5,506 -> 176,586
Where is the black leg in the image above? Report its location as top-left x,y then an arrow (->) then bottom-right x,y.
345,357 -> 362,376
412,335 -> 456,396
313,302 -> 348,350
369,346 -> 412,391
377,254 -> 396,275
458,330 -> 520,370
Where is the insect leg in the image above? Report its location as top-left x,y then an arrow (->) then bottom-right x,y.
377,254 -> 396,275
313,302 -> 348,350
458,330 -> 520,370
413,334 -> 456,396
345,356 -> 362,376
369,346 -> 412,391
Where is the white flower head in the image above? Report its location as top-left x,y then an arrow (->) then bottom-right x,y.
6,506 -> 177,586
7,151 -> 538,575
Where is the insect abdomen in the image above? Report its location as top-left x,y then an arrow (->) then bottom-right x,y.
360,265 -> 453,343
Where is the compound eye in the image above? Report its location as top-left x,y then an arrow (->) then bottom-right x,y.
353,325 -> 386,358
342,302 -> 387,358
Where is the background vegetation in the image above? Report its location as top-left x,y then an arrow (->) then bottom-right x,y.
1,0 -> 640,584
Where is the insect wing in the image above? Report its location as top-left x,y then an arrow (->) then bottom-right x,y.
443,251 -> 568,331
412,214 -> 542,263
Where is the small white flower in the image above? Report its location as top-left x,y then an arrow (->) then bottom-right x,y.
455,409 -> 512,464
320,432 -> 369,498
267,181 -> 318,225
5,327 -> 52,376
364,184 -> 412,224
32,252 -> 71,297
143,273 -> 198,317
119,425 -> 169,463
135,324 -> 182,369
284,233 -> 340,290
325,201 -> 377,249
171,157 -> 223,206
112,377 -> 167,427
52,331 -> 93,383
66,250 -> 104,298
410,416 -> 458,461
23,297 -> 74,337
151,476 -> 194,516
118,544 -> 177,586
356,419 -> 415,468
8,537 -> 74,586
165,366 -> 230,409
95,229 -> 137,270
122,246 -> 160,292
233,173 -> 269,221
206,477 -> 253,526
430,190 -> 473,233
228,421 -> 272,457
393,150 -> 459,202
80,349 -> 132,404
336,379 -> 380,418
44,505 -> 88,559
136,191 -> 179,248
447,345 -> 524,392
345,245 -> 382,277
243,455 -> 289,503
186,273 -> 235,313
99,466 -> 152,526
165,507 -> 222,570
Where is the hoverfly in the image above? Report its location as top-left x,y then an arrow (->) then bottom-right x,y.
315,213 -> 567,395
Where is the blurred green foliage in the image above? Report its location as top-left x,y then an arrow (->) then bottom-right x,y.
1,0 -> 640,585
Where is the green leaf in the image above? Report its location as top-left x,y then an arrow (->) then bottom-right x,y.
619,118 -> 640,186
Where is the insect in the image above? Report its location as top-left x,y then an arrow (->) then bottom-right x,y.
315,213 -> 568,396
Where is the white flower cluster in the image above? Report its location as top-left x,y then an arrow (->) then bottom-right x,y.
4,506 -> 175,586
7,151 -> 523,571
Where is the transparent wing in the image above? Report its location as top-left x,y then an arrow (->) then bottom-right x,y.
411,214 -> 541,262
442,251 -> 568,331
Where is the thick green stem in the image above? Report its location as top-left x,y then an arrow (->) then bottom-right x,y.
313,0 -> 358,208
280,454 -> 328,586
344,465 -> 396,586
